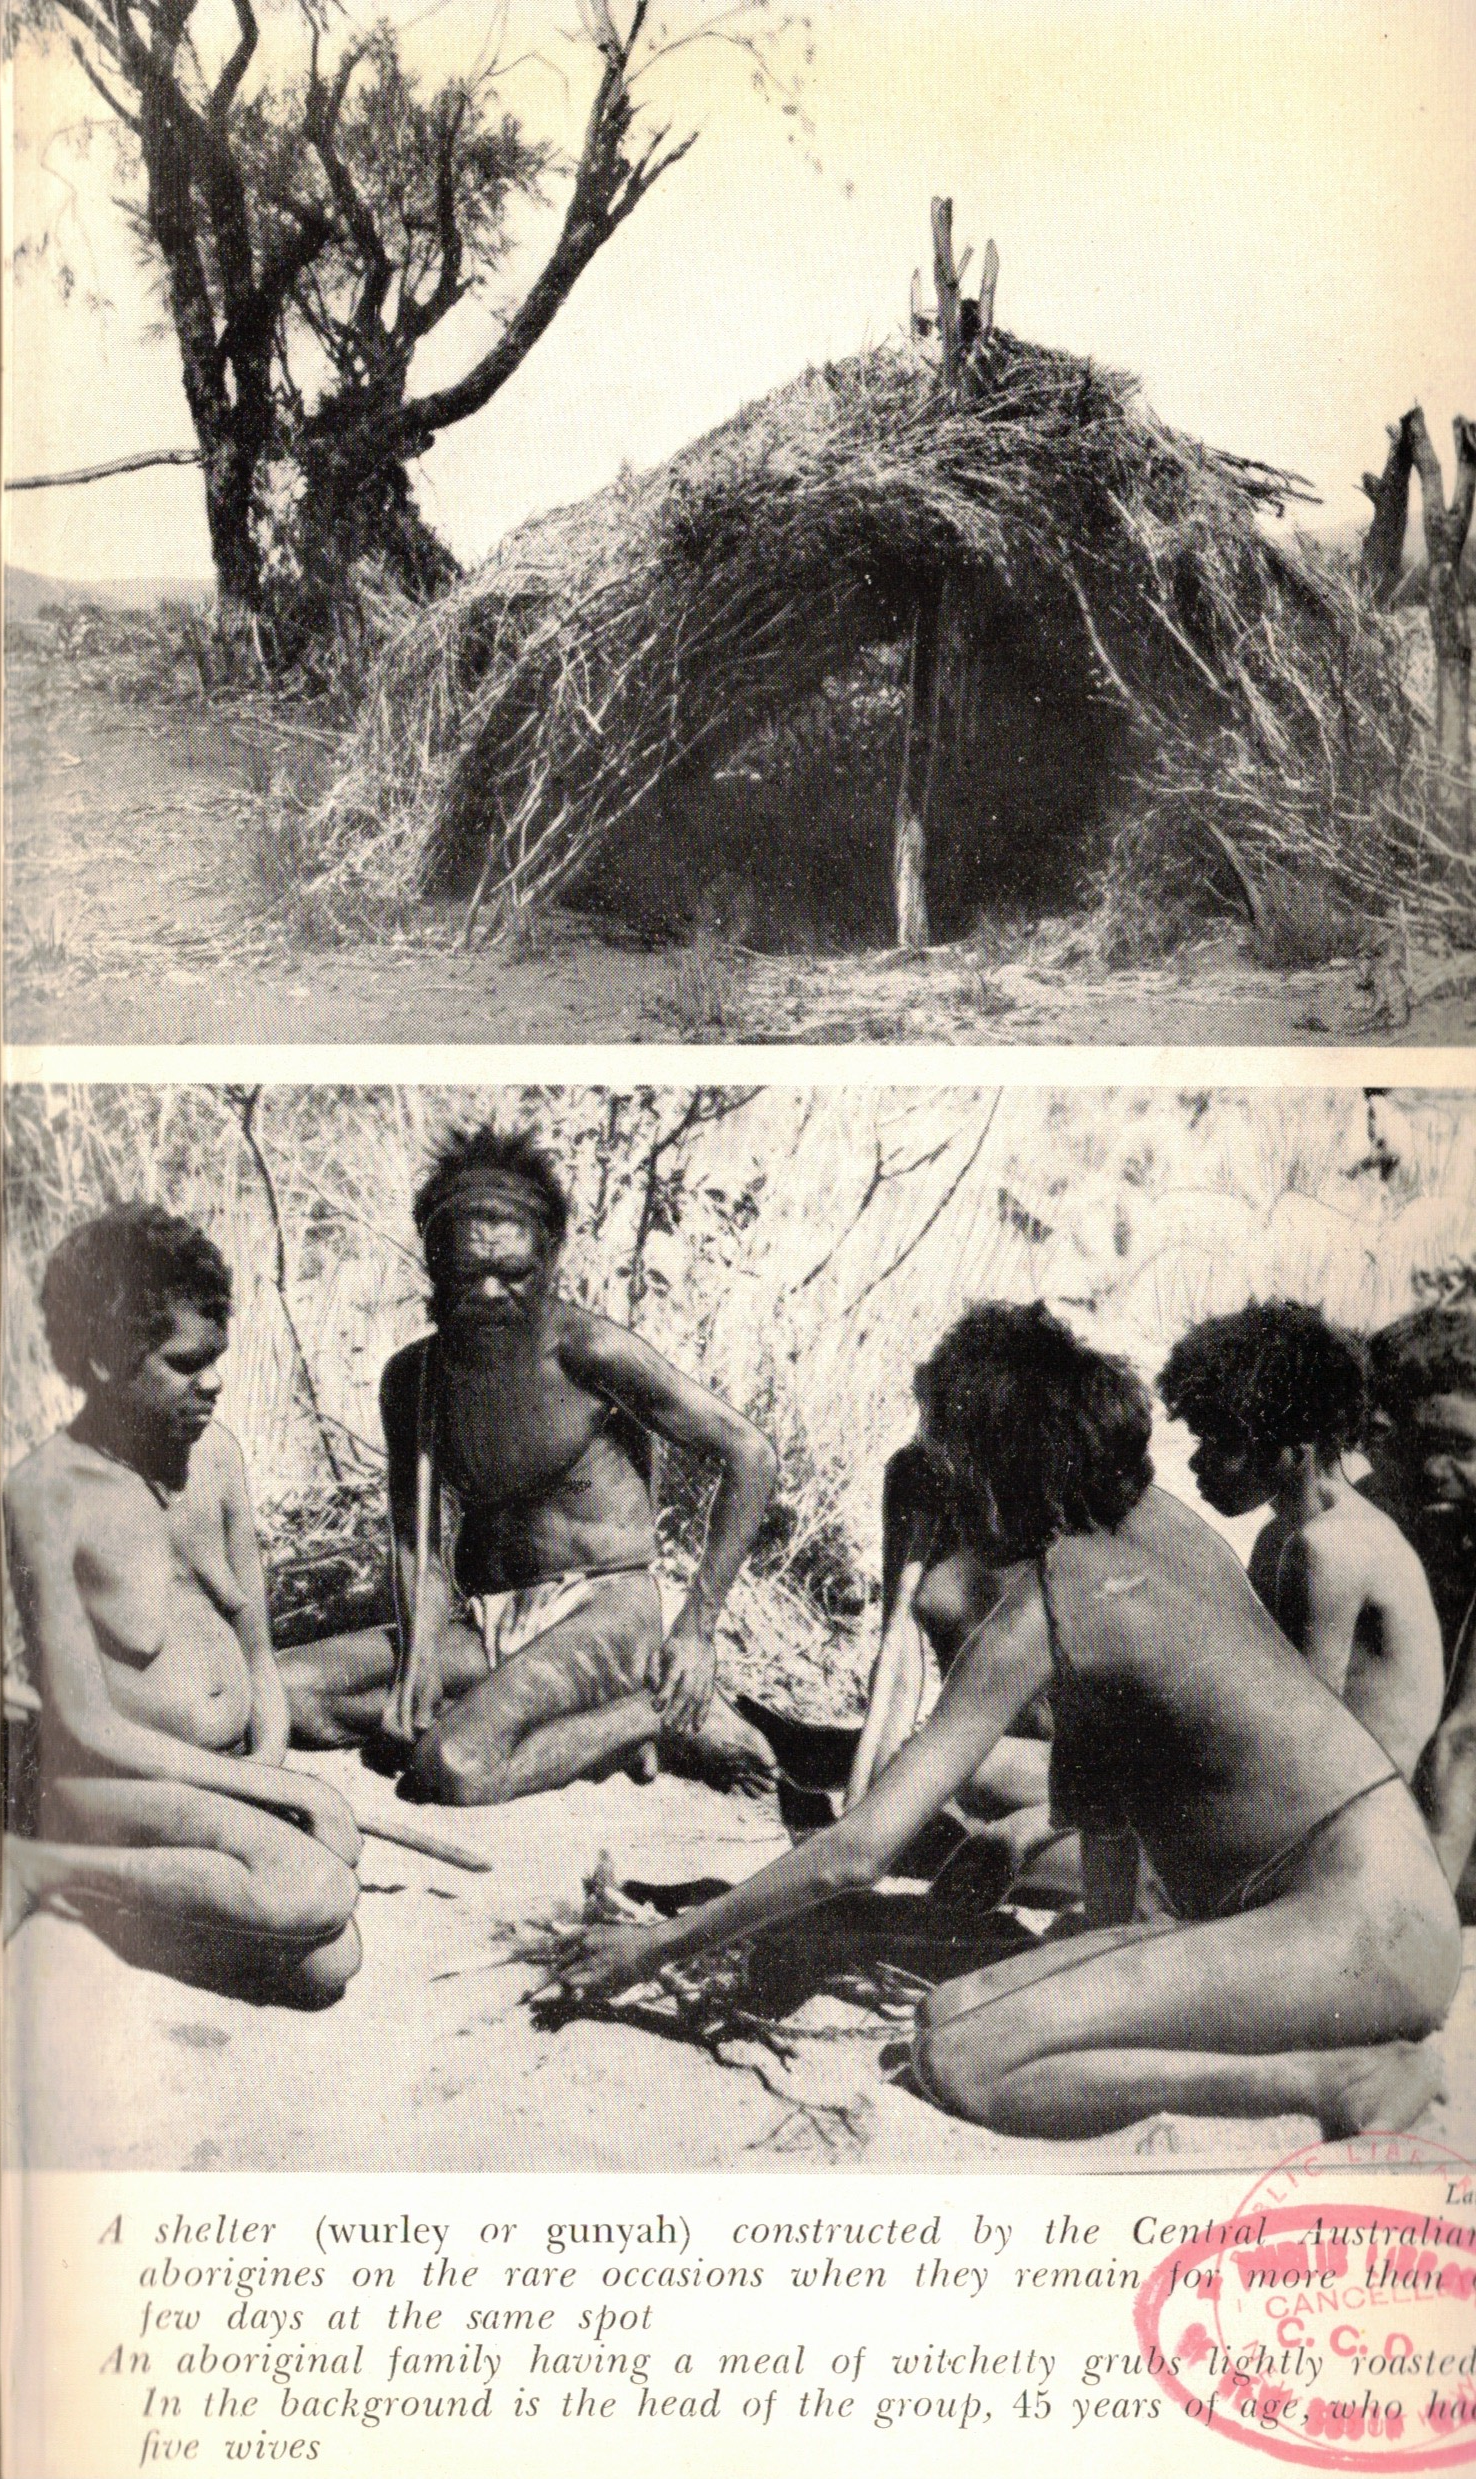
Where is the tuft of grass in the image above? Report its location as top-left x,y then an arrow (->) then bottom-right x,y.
234,713 -> 355,942
1247,871 -> 1370,971
8,900 -> 88,984
642,933 -> 743,1037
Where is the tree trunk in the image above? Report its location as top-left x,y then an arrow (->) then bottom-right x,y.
1428,558 -> 1472,836
254,403 -> 458,667
890,197 -> 971,951
197,431 -> 266,648
1407,409 -> 1475,850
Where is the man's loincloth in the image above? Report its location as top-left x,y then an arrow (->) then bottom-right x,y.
468,1574 -> 595,1668
466,1569 -> 655,1671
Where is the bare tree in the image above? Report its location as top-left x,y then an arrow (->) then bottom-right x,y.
1407,409 -> 1476,841
1365,406 -> 1476,843
1358,410 -> 1415,609
13,0 -> 803,655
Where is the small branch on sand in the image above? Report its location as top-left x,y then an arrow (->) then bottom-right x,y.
349,1811 -> 496,1872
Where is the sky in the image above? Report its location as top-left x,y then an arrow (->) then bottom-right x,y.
5,0 -> 1475,583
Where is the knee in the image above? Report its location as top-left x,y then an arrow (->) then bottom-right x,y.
287,1920 -> 363,2010
1352,1888 -> 1463,2036
1393,1903 -> 1463,2033
1421,1714 -> 1476,1808
911,2013 -> 1009,2127
407,1727 -> 509,1808
591,1593 -> 662,1686
1435,1712 -> 1476,1766
286,1698 -> 360,1753
256,1842 -> 359,1944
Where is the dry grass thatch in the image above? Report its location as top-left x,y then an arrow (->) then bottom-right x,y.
306,331 -> 1467,943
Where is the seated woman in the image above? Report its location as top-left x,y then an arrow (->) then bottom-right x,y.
738,1440 -> 1062,1892
844,1439 -> 1064,1893
547,1303 -> 1461,2140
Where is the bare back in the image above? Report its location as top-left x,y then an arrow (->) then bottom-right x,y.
6,1425 -> 256,1761
1039,1487 -> 1400,1920
1248,1495 -> 1445,1780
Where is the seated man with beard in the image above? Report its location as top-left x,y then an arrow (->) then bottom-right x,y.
282,1126 -> 778,1804
3,1207 -> 362,2005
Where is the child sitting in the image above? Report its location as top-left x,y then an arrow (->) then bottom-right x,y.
1160,1299 -> 1444,1783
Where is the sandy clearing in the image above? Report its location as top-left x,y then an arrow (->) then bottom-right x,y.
9,1752 -> 1474,2177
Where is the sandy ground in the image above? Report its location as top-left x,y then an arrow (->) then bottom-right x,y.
7,643 -> 1472,1050
8,1752 -> 1475,2176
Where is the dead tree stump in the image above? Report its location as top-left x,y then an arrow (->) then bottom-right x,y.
1409,408 -> 1476,849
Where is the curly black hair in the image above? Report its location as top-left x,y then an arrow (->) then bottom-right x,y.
1368,1305 -> 1476,1416
39,1204 -> 232,1390
1158,1299 -> 1367,1463
914,1300 -> 1154,1556
412,1124 -> 569,1260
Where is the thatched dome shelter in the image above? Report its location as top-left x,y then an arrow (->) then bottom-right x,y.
309,332 -> 1427,945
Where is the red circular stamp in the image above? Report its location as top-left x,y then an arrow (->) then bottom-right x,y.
1135,2133 -> 1476,2468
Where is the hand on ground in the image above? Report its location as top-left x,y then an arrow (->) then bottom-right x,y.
536,1921 -> 666,2003
380,1654 -> 442,1748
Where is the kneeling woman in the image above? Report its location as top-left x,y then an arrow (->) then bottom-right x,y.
550,1304 -> 1460,2140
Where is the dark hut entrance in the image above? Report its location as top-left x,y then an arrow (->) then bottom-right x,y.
576,614 -> 1127,951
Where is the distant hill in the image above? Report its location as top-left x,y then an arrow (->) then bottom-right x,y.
4,567 -> 213,622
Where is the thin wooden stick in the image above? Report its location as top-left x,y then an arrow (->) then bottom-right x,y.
352,1809 -> 496,1873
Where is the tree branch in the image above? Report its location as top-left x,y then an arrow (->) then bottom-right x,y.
305,36 -> 392,337
1450,415 -> 1476,559
5,445 -> 203,491
53,0 -> 124,57
1408,405 -> 1450,555
837,1101 -> 1003,1322
397,93 -> 467,345
222,1087 -> 346,1486
400,24 -> 688,441
210,0 -> 257,123
253,200 -> 335,331
67,37 -> 141,127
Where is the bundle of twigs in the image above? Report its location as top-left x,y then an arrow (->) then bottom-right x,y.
498,1857 -> 924,2072
1110,596 -> 1473,947
309,332 -> 1423,939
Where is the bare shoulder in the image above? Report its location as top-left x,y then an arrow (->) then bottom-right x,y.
555,1301 -> 640,1384
193,1419 -> 248,1490
946,1558 -> 1050,1705
1300,1494 -> 1415,1595
4,1432 -> 87,1550
955,1558 -> 1045,1662
1337,1493 -> 1439,1607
